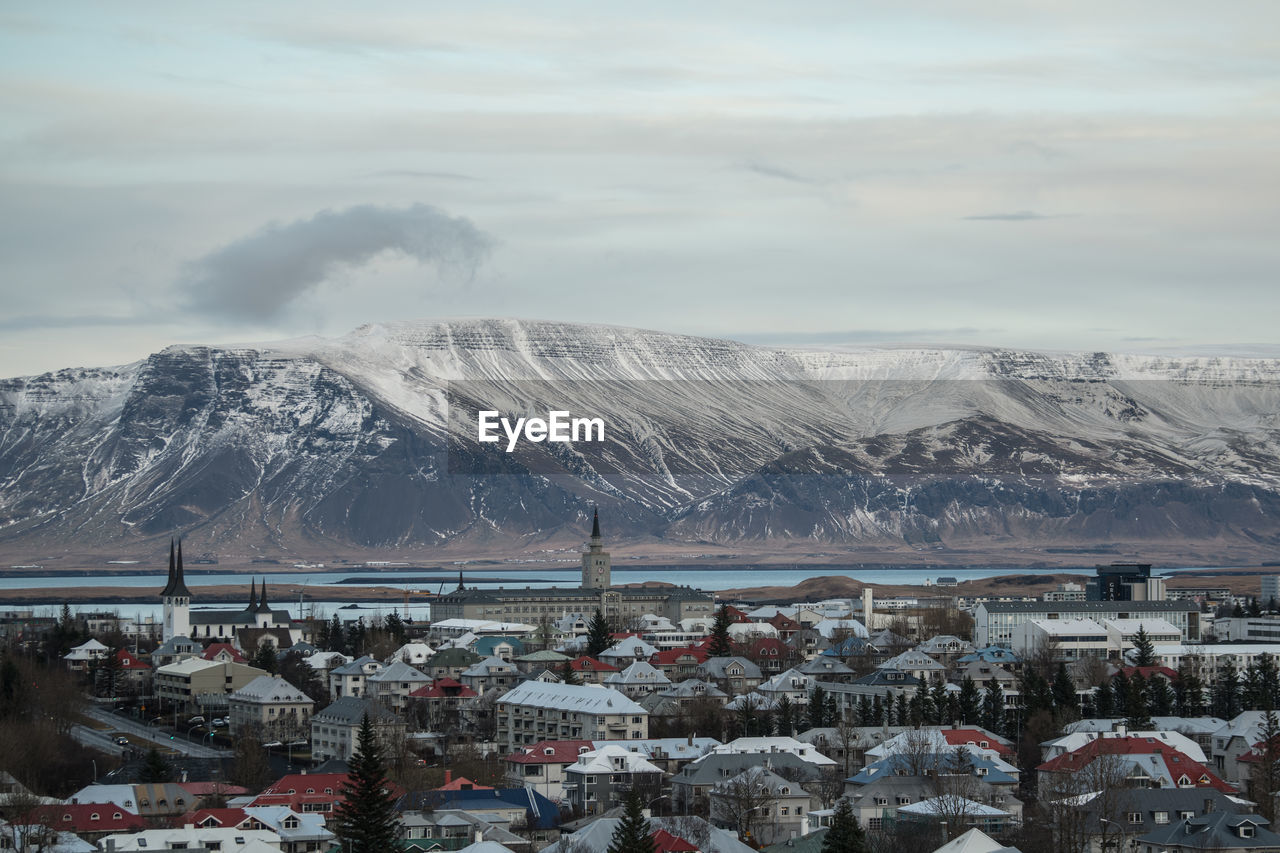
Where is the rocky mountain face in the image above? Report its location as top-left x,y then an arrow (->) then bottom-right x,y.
2,319 -> 1279,560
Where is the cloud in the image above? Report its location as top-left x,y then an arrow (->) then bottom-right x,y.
962,210 -> 1063,221
740,160 -> 817,184
180,203 -> 493,321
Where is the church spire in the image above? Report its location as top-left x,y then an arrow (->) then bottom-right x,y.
256,579 -> 270,613
161,537 -> 191,597
591,507 -> 601,540
248,578 -> 258,611
457,570 -> 465,592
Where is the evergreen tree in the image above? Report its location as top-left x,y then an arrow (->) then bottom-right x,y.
334,713 -> 401,853
1094,680 -> 1114,718
957,676 -> 981,725
776,694 -> 795,736
1213,661 -> 1242,719
873,694 -> 885,727
825,691 -> 840,727
1233,601 -> 1246,618
586,609 -> 612,657
383,612 -> 406,644
931,675 -> 948,726
1111,670 -> 1130,716
1177,661 -> 1206,717
251,642 -> 278,674
140,747 -> 172,783
1248,597 -> 1263,618
607,790 -> 656,853
820,797 -> 867,853
1052,662 -> 1078,717
809,686 -> 828,730
1251,710 -> 1280,823
1125,673 -> 1153,729
314,617 -> 331,651
1149,676 -> 1176,716
982,682 -> 1005,736
1257,654 -> 1280,710
345,617 -> 367,657
560,657 -> 581,686
895,694 -> 908,728
857,695 -> 873,726
708,604 -> 735,658
1132,626 -> 1157,667
328,614 -> 346,654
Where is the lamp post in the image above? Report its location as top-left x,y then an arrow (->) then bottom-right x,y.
1099,816 -> 1127,852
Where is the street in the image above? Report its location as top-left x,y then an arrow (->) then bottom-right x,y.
80,706 -> 231,758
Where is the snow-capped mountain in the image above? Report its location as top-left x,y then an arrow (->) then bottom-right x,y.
2,319 -> 1279,560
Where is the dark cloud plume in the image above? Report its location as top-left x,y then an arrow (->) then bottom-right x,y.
181,203 -> 493,321
963,210 -> 1061,221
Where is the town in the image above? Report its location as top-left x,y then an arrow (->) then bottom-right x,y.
3,516 -> 1280,853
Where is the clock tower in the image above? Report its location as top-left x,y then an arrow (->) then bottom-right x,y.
581,508 -> 611,590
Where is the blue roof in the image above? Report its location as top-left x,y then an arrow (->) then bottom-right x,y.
957,646 -> 1022,664
847,752 -> 1017,786
474,636 -> 525,657
397,788 -> 560,829
823,637 -> 870,657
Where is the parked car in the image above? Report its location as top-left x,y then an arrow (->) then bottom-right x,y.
188,716 -> 205,725
212,718 -> 227,727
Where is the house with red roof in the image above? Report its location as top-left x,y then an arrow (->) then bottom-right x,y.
939,727 -> 1015,757
567,656 -> 619,684
27,804 -> 147,842
651,827 -> 699,852
650,646 -> 710,681
201,642 -> 247,664
502,739 -> 593,801
1117,665 -> 1180,684
1037,736 -> 1235,793
746,637 -> 793,675
435,770 -> 493,792
249,773 -> 352,815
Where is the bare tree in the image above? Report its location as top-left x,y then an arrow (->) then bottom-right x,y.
1038,750 -> 1134,853
895,727 -> 938,778
710,766 -> 782,844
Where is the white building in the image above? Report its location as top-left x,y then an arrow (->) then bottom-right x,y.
494,682 -> 648,753
98,825 -> 283,851
1012,619 -> 1108,661
227,675 -> 314,740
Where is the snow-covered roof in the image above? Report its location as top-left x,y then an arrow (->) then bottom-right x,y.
566,744 -> 662,776
497,681 -> 646,715
229,675 -> 311,705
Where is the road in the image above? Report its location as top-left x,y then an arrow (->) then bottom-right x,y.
81,706 -> 231,758
70,724 -> 127,757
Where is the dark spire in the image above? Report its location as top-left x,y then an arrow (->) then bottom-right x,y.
457,570 -> 465,592
591,507 -> 601,539
248,578 -> 258,611
161,538 -> 177,596
162,537 -> 191,598
256,579 -> 270,614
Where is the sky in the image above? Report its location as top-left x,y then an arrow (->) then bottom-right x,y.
2,1 -> 1279,377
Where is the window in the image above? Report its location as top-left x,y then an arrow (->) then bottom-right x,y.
1127,812 -> 1142,824
1154,812 -> 1169,825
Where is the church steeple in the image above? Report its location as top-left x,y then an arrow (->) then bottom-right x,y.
248,578 -> 258,611
161,538 -> 191,597
256,579 -> 270,614
457,570 -> 465,592
581,507 -> 611,590
160,537 -> 191,641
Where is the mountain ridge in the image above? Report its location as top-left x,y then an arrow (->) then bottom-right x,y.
2,318 -> 1279,562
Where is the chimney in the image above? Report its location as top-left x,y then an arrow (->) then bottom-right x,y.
445,770 -> 452,785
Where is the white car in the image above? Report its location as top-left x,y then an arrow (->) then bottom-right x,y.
212,718 -> 228,727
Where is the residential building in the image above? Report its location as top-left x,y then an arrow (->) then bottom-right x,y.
974,600 -> 1200,647
494,681 -> 648,752
310,697 -> 405,762
564,745 -> 664,815
227,674 -> 314,741
327,655 -> 383,700
366,660 -> 432,713
153,658 -> 268,715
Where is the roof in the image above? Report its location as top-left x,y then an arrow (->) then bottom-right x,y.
160,540 -> 192,598
1138,810 -> 1279,849
567,745 -> 663,776
28,804 -> 148,833
368,660 -> 430,682
542,815 -> 756,853
398,788 -> 560,829
932,828 -> 1024,853
497,681 -> 646,715
651,828 -> 699,853
898,795 -> 1011,817
568,656 -> 619,672
114,649 -> 150,670
201,643 -> 246,662
1036,736 -> 1233,792
229,675 -> 311,704
979,600 -> 1197,613
313,696 -> 399,725
504,740 -> 593,765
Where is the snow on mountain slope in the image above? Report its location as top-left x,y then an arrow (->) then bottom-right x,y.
1,319 -> 1278,556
